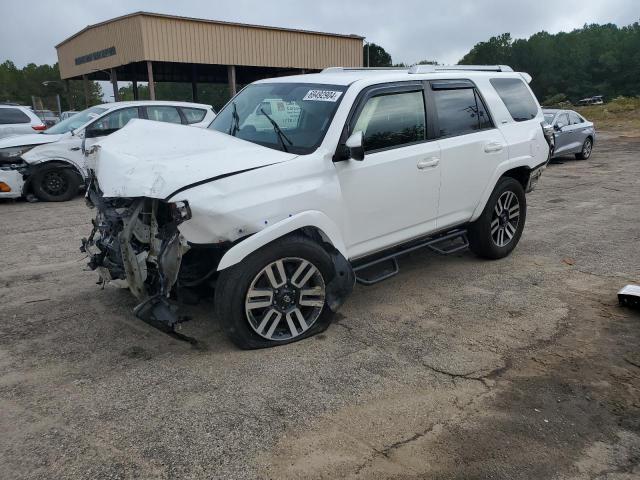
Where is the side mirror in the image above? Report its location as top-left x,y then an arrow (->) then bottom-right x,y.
554,124 -> 563,132
345,131 -> 365,161
85,127 -> 100,139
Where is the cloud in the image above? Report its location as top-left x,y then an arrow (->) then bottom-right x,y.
1,0 -> 638,68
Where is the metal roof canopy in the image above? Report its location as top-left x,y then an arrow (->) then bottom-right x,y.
56,11 -> 364,82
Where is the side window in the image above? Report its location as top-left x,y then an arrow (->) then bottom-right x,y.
490,78 -> 538,122
181,107 -> 207,124
556,113 -> 570,128
432,88 -> 492,138
0,108 -> 31,124
146,106 -> 182,124
91,107 -> 140,134
353,90 -> 426,152
569,112 -> 583,125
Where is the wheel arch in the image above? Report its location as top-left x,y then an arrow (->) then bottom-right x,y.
216,210 -> 348,271
470,163 -> 533,222
24,159 -> 85,192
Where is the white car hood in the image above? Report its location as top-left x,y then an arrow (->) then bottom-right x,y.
0,133 -> 63,148
91,119 -> 298,200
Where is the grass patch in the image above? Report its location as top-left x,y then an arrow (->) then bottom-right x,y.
574,96 -> 640,133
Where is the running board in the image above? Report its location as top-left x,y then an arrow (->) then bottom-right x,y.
353,229 -> 469,286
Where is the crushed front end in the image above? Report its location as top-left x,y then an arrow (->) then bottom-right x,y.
82,178 -> 200,332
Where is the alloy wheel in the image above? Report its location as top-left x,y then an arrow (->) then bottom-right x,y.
245,257 -> 326,341
582,139 -> 592,158
491,190 -> 520,247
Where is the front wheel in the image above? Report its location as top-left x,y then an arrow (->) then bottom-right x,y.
575,137 -> 593,160
214,235 -> 336,349
468,177 -> 527,259
31,166 -> 81,202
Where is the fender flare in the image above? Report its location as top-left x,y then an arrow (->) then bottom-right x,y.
470,158 -> 533,222
28,158 -> 86,179
217,210 -> 348,271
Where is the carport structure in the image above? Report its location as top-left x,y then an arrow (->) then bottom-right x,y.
55,11 -> 363,107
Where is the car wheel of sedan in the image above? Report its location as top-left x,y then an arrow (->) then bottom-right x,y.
575,137 -> 593,160
215,235 -> 336,349
468,176 -> 527,260
31,166 -> 81,202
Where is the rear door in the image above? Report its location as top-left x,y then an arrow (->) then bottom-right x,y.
429,80 -> 507,229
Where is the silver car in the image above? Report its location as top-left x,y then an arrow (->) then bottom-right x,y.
543,109 -> 595,160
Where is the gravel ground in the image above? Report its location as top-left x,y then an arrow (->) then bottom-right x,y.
1,133 -> 639,479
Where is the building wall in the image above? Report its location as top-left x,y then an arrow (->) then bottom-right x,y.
57,16 -> 145,79
57,13 -> 362,79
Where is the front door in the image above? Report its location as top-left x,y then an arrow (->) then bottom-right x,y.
553,112 -> 572,156
334,85 -> 441,259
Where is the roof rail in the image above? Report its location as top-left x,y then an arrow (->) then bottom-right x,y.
409,64 -> 514,74
321,66 -> 409,72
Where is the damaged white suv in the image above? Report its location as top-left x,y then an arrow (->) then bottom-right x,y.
83,65 -> 553,349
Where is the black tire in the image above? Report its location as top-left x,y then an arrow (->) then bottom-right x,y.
31,166 -> 81,202
575,137 -> 593,160
214,235 -> 336,349
468,177 -> 527,260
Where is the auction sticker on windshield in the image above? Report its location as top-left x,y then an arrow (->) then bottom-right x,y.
303,90 -> 343,102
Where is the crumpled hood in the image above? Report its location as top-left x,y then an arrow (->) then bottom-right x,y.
91,119 -> 298,200
0,133 -> 63,148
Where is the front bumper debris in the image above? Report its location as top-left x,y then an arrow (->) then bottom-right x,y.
81,182 -> 190,334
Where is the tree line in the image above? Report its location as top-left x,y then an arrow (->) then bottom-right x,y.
0,61 -> 102,110
459,23 -> 640,103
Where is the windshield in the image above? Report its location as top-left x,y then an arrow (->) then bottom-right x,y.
209,82 -> 348,154
44,106 -> 108,134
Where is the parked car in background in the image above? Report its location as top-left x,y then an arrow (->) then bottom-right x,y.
543,109 -> 595,159
0,105 -> 46,139
82,65 -> 553,349
60,111 -> 79,121
0,101 -> 216,201
34,109 -> 60,128
578,95 -> 604,106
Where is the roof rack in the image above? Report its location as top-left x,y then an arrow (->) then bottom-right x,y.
408,64 -> 514,74
321,66 -> 410,72
322,65 -> 514,74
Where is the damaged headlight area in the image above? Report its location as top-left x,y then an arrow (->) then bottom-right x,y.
81,188 -> 224,334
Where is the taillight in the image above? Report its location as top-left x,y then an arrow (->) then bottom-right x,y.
32,124 -> 47,131
541,121 -> 555,153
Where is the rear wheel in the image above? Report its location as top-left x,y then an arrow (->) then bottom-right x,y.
468,177 -> 526,259
215,235 -> 336,349
575,137 -> 592,160
31,166 -> 81,202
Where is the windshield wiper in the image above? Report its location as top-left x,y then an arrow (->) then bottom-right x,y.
260,108 -> 293,153
229,102 -> 240,137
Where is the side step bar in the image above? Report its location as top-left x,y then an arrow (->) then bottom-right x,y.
353,229 -> 469,286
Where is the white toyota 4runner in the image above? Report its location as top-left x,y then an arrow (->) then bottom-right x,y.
83,65 -> 554,349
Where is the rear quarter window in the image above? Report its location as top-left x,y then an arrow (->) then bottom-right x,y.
181,107 -> 207,124
0,108 -> 31,124
490,78 -> 539,122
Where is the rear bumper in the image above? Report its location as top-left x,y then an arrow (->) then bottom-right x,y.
0,170 -> 25,199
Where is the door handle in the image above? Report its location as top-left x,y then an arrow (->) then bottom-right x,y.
417,157 -> 439,169
484,142 -> 504,153
70,147 -> 81,151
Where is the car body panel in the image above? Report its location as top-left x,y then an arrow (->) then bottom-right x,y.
0,169 -> 25,198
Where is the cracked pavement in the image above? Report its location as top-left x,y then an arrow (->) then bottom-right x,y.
1,133 -> 639,479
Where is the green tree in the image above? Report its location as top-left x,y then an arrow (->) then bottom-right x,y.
0,60 -> 102,110
363,43 -> 392,67
457,22 -> 640,102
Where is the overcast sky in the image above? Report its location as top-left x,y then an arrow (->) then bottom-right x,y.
2,0 -> 638,68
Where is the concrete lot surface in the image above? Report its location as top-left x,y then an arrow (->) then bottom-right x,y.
1,134 -> 639,479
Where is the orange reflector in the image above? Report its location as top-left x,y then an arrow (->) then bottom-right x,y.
0,182 -> 11,192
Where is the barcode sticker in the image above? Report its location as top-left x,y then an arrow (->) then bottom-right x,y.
303,90 -> 343,102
